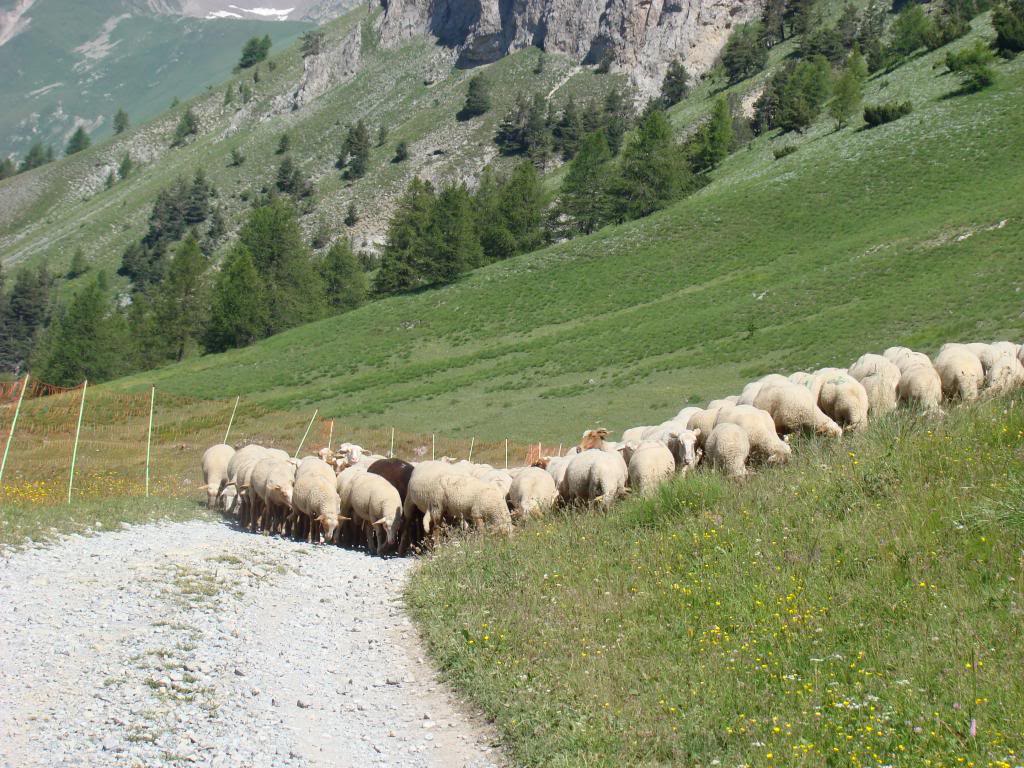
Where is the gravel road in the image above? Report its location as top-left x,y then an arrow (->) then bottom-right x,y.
0,519 -> 499,768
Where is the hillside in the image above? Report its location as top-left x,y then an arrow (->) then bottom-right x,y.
408,394 -> 1024,766
102,16 -> 1024,443
0,5 -> 618,278
0,0 -> 311,157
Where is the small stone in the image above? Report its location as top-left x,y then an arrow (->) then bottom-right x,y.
296,699 -> 311,709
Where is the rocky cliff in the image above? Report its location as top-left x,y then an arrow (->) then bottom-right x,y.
378,0 -> 762,96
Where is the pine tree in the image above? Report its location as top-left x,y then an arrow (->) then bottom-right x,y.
847,44 -> 869,81
172,108 -> 199,147
35,274 -> 124,385
320,239 -> 367,312
277,132 -> 291,155
344,120 -> 371,179
344,202 -> 358,227
118,152 -> 134,180
205,207 -> 226,247
785,0 -> 818,36
761,0 -> 788,44
67,249 -> 87,279
377,124 -> 389,147
238,198 -> 326,332
829,66 -> 863,129
612,108 -> 693,221
65,127 -> 91,156
394,140 -> 409,162
185,169 -> 214,225
553,98 -> 582,160
660,59 -> 691,107
524,93 -> 551,168
689,96 -> 734,173
0,157 -> 15,180
240,82 -> 253,104
424,184 -> 482,283
224,84 -> 235,106
0,264 -> 51,373
558,131 -> 613,235
474,167 -> 516,262
145,235 -> 209,362
113,108 -> 130,134
119,241 -> 166,288
499,161 -> 546,254
890,4 -> 930,56
460,73 -> 492,121
778,55 -> 832,132
373,178 -> 436,295
105,170 -> 116,189
229,147 -> 245,167
239,34 -> 272,68
276,155 -> 299,194
204,244 -> 267,352
722,22 -> 769,84
300,29 -> 326,57
495,94 -> 530,154
993,0 -> 1024,54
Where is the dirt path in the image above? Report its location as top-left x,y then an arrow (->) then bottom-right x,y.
0,520 -> 499,768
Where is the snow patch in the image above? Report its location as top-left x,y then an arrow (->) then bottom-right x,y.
228,4 -> 296,19
206,9 -> 244,17
0,0 -> 35,48
28,82 -> 63,98
73,14 -> 131,71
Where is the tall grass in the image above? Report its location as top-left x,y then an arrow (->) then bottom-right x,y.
407,396 -> 1024,766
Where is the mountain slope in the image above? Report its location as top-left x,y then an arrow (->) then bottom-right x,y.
0,0 -> 311,156
107,20 -> 1024,442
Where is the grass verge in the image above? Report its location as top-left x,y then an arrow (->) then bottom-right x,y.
407,396 -> 1024,766
0,497 -> 208,549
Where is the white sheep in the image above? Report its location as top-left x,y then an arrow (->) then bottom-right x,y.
479,468 -> 514,498
816,371 -> 869,431
626,442 -> 676,495
967,342 -> 1024,392
343,472 -> 404,554
251,457 -> 297,535
687,407 -> 722,448
896,361 -> 943,412
754,381 -> 843,437
706,423 -> 751,479
559,449 -> 628,510
435,474 -> 513,535
403,460 -> 461,540
292,472 -> 345,544
848,353 -> 901,417
539,454 -> 574,490
295,455 -> 336,484
714,404 -> 790,464
508,467 -> 559,520
933,344 -> 984,402
737,374 -> 791,406
201,443 -> 235,510
620,426 -> 651,443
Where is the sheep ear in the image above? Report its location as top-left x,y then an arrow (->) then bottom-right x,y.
692,428 -> 702,437
371,518 -> 387,526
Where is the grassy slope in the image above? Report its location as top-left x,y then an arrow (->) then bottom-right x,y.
0,7 -> 614,283
408,396 -> 1024,766
0,0 -> 310,156
108,20 -> 1024,443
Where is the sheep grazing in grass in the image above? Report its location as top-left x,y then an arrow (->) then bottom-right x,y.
816,371 -> 869,432
706,423 -> 751,479
559,449 -> 628,510
753,381 -> 843,437
884,346 -> 944,412
479,468 -> 514,498
579,428 -> 616,452
714,405 -> 790,464
737,374 -> 792,407
626,442 -> 676,495
508,467 -> 559,520
967,342 -> 1024,393
849,353 -> 901,418
934,344 -> 984,402
435,474 -> 513,536
686,407 -> 722,449
201,443 -> 235,510
537,454 -> 574,490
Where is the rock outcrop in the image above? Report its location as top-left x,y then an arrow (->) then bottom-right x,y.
378,0 -> 763,96
286,24 -> 363,111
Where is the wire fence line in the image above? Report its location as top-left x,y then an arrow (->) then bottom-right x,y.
0,377 -> 559,506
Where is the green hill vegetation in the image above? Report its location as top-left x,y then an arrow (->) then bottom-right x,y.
408,394 -> 1024,766
0,0 -> 310,157
94,14 -> 1024,442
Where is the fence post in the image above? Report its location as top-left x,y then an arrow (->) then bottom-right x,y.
0,373 -> 29,488
67,380 -> 88,505
223,395 -> 240,445
389,427 -> 395,458
557,443 -> 563,457
468,437 -> 475,462
145,386 -> 155,498
327,420 -> 334,452
504,438 -> 508,469
295,409 -> 318,457
431,433 -> 435,460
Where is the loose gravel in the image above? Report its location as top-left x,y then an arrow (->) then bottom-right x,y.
0,519 -> 499,768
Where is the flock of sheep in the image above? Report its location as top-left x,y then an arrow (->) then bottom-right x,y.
200,340 -> 1024,556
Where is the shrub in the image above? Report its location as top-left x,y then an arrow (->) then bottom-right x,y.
721,22 -> 769,83
993,0 -> 1024,54
773,144 -> 798,159
863,100 -> 913,126
945,41 -> 997,90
